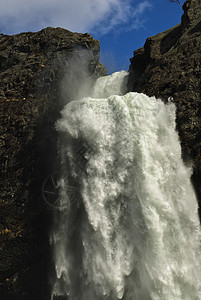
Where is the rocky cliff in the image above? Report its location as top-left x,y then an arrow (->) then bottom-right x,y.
0,27 -> 106,299
128,0 -> 201,216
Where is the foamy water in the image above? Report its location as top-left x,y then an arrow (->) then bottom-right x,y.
51,71 -> 201,300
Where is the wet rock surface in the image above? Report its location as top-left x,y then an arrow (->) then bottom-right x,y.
0,27 -> 106,299
128,0 -> 201,216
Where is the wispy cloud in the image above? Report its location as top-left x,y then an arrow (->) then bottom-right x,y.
92,0 -> 152,34
0,0 -> 151,35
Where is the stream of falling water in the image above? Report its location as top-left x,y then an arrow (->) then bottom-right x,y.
51,71 -> 201,300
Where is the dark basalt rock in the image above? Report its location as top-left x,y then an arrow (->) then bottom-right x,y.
128,0 -> 201,216
0,27 -> 106,299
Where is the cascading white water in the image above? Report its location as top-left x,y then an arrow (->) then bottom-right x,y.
51,71 -> 201,300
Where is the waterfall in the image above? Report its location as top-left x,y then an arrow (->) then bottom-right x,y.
51,71 -> 201,300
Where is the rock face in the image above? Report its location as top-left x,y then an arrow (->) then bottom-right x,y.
0,27 -> 106,299
128,0 -> 201,215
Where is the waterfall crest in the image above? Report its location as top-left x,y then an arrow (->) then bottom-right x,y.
51,71 -> 201,300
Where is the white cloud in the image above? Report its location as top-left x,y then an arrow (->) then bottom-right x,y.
0,0 -> 151,35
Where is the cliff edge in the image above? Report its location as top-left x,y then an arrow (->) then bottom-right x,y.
128,0 -> 201,215
0,27 -> 106,299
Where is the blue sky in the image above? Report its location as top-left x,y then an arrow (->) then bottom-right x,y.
0,0 -> 184,73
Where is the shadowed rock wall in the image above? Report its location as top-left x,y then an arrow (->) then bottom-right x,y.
128,0 -> 201,216
0,27 -> 106,299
